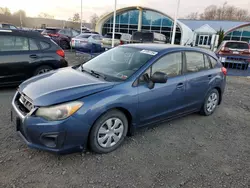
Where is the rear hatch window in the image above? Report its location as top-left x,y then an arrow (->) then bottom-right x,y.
104,33 -> 121,39
225,42 -> 249,50
132,32 -> 153,43
76,34 -> 91,39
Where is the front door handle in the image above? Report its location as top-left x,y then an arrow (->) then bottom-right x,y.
29,54 -> 38,59
176,83 -> 184,89
208,75 -> 212,80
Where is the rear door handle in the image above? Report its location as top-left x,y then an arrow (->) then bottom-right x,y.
29,54 -> 38,59
176,83 -> 184,89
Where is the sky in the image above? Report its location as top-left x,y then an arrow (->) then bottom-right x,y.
1,0 -> 250,21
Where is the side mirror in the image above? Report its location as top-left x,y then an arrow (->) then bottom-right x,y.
151,72 -> 168,83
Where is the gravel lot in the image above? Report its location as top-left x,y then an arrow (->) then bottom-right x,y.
0,52 -> 250,188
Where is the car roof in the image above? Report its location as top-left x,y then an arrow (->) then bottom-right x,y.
123,44 -> 217,57
0,29 -> 47,38
223,40 -> 249,44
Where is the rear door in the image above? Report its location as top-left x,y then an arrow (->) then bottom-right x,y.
184,51 -> 214,109
0,34 -> 32,84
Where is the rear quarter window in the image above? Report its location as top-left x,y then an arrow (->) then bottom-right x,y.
209,56 -> 218,68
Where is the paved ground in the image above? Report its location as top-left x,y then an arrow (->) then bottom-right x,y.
0,52 -> 250,188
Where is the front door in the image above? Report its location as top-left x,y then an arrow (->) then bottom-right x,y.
137,52 -> 187,126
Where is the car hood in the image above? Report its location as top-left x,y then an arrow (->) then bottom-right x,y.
19,67 -> 115,106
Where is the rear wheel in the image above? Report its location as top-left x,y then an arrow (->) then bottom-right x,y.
200,89 -> 219,116
89,110 -> 128,154
34,65 -> 53,76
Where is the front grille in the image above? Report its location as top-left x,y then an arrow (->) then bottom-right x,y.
15,92 -> 34,114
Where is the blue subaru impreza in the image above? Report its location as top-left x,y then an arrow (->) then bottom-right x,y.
12,44 -> 226,154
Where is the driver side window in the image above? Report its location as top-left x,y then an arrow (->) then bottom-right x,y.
152,52 -> 182,77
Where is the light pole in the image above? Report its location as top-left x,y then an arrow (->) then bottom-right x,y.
171,0 -> 180,45
80,0 -> 83,33
111,0 -> 117,48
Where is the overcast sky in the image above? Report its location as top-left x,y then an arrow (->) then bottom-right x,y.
1,0 -> 250,21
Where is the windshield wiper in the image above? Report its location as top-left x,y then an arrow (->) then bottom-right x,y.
90,70 -> 107,80
80,66 -> 106,80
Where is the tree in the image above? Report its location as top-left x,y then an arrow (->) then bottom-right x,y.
13,10 -> 26,27
38,12 -> 54,19
187,12 -> 199,19
217,28 -> 225,47
90,13 -> 99,29
73,13 -> 80,22
186,2 -> 250,21
0,7 -> 11,16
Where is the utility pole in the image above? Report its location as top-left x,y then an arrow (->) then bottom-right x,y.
171,0 -> 180,45
80,0 -> 83,33
111,0 -> 117,48
20,12 -> 23,28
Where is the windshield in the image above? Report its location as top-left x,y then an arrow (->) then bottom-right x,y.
225,42 -> 249,50
81,46 -> 156,81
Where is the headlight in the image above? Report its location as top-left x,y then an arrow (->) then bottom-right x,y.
35,101 -> 83,121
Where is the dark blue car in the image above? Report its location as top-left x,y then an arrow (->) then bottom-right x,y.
12,44 -> 227,154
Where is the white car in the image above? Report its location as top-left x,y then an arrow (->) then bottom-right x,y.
71,34 -> 103,49
102,32 -> 132,50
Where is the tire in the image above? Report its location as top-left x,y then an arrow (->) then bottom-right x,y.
34,65 -> 53,76
60,40 -> 70,50
200,89 -> 219,116
89,110 -> 128,154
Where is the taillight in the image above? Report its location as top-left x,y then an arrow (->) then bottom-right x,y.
120,40 -> 124,45
221,67 -> 227,75
56,49 -> 65,58
243,49 -> 250,54
49,33 -> 59,37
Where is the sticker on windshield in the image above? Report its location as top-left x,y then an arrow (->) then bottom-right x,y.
140,50 -> 158,56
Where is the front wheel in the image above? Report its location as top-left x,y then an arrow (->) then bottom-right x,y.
200,89 -> 219,116
89,110 -> 128,154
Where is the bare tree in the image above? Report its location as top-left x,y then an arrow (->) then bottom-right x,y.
186,2 -> 250,21
13,10 -> 26,27
38,12 -> 54,19
90,14 -> 99,29
187,12 -> 199,19
0,7 -> 11,16
73,13 -> 80,22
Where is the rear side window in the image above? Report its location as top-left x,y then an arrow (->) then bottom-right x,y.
225,42 -> 249,49
40,41 -> 50,50
185,52 -> 206,72
0,35 -> 28,51
29,39 -> 39,50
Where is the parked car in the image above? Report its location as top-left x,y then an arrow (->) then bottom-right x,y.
33,29 -> 44,33
0,23 -> 18,30
216,40 -> 250,70
131,31 -> 166,44
12,44 -> 226,154
102,32 -> 131,49
41,28 -> 80,49
83,31 -> 99,34
71,33 -> 104,53
0,29 -> 68,86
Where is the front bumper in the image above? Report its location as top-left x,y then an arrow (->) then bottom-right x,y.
12,92 -> 90,154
